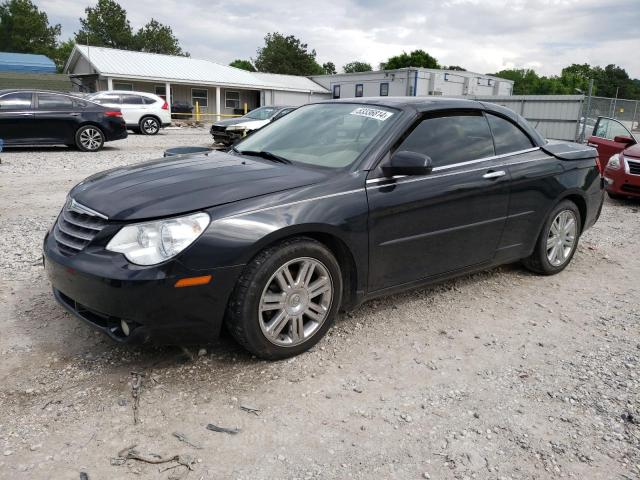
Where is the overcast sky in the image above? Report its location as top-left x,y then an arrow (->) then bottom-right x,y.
38,0 -> 640,77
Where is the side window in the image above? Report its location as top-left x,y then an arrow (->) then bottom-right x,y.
121,94 -> 144,105
397,112 -> 495,168
93,94 -> 120,105
37,93 -> 74,110
142,97 -> 156,105
486,113 -> 534,154
593,118 -> 632,140
0,92 -> 32,109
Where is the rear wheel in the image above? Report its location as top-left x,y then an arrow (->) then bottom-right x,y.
522,200 -> 581,275
139,116 -> 160,135
75,125 -> 104,152
226,238 -> 342,360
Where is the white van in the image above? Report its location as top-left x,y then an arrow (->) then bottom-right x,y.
88,91 -> 171,135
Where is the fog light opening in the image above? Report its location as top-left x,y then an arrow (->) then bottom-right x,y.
121,319 -> 130,337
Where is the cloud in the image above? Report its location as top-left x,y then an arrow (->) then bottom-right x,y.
37,0 -> 640,77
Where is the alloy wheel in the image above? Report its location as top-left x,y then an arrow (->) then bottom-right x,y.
258,257 -> 333,347
546,210 -> 577,266
143,118 -> 159,134
79,128 -> 102,150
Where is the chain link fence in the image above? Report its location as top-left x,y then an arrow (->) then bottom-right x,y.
577,96 -> 640,142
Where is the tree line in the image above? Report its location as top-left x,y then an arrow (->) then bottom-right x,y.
1,0 -> 638,99
0,0 -> 186,71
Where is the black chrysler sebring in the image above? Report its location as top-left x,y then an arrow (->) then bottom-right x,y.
44,97 -> 604,359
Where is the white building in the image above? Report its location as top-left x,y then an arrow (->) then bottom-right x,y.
311,68 -> 513,99
64,45 -> 330,118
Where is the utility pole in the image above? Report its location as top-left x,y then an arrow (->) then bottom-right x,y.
579,79 -> 594,143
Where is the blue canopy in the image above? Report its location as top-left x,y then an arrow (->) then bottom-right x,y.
0,52 -> 56,73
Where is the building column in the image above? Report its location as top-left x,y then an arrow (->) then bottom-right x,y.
165,81 -> 171,114
215,87 -> 221,121
107,77 -> 113,90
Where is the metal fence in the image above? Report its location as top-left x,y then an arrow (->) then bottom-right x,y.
578,96 -> 640,142
462,94 -> 585,142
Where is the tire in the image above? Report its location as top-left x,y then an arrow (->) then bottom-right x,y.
139,116 -> 160,135
75,125 -> 104,152
226,237 -> 343,360
522,200 -> 581,275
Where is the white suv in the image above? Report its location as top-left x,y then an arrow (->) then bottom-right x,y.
88,91 -> 171,135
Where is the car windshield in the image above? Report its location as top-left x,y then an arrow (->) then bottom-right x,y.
235,103 -> 399,168
244,106 -> 279,120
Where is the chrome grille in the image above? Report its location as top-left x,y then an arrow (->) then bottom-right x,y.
627,159 -> 640,175
53,201 -> 108,255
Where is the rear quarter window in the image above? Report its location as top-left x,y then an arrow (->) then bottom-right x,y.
486,113 -> 534,154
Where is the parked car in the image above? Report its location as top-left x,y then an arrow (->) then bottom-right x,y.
0,89 -> 127,151
88,90 -> 171,135
588,116 -> 640,199
43,98 -> 603,359
170,101 -> 193,120
210,105 -> 295,145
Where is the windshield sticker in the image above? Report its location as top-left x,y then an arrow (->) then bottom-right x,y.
350,107 -> 394,121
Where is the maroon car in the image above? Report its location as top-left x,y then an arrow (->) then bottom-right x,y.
588,117 -> 639,199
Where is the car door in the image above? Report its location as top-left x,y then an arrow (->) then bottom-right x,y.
120,94 -> 146,126
34,93 -> 80,143
367,110 -> 510,292
0,91 -> 36,144
482,112 -> 555,262
588,117 -> 637,168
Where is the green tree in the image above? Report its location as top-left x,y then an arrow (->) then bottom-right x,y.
322,61 -> 336,74
75,0 -> 133,49
134,19 -> 186,55
342,61 -> 372,73
0,0 -> 60,56
381,49 -> 440,70
445,65 -> 466,71
254,32 -> 324,76
52,38 -> 75,72
230,59 -> 256,71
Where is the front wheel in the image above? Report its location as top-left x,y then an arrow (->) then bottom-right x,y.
75,125 -> 104,152
522,200 -> 581,275
139,116 -> 160,135
226,238 -> 342,360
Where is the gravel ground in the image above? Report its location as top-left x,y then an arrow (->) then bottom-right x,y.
0,128 -> 639,480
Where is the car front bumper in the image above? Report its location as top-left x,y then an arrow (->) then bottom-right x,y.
43,232 -> 243,345
604,163 -> 640,197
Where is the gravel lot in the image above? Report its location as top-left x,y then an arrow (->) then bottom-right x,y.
0,128 -> 639,479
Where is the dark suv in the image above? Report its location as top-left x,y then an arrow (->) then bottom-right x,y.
0,89 -> 127,151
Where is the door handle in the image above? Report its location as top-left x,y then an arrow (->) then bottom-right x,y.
482,170 -> 506,179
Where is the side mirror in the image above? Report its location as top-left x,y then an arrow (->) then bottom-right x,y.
382,151 -> 433,177
614,135 -> 636,146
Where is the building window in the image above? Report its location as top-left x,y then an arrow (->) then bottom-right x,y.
113,82 -> 133,91
225,91 -> 240,109
155,85 -> 166,99
380,83 -> 389,96
355,84 -> 363,97
192,88 -> 208,108
332,85 -> 340,99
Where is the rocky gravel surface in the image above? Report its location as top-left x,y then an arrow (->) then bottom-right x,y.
0,129 -> 639,479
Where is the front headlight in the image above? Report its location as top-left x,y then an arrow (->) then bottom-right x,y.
607,154 -> 622,169
106,212 -> 210,265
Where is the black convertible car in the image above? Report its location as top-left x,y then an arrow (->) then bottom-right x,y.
0,89 -> 127,151
43,97 -> 603,359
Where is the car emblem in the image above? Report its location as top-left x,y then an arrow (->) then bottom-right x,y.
67,198 -> 108,219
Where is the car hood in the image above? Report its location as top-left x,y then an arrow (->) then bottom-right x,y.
624,143 -> 640,158
212,118 -> 268,128
69,151 -> 327,221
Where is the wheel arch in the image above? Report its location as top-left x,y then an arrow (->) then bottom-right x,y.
242,224 -> 361,310
139,114 -> 161,126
